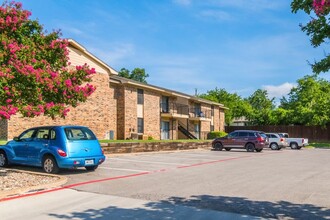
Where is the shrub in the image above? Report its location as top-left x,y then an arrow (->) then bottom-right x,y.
148,136 -> 154,140
207,131 -> 227,139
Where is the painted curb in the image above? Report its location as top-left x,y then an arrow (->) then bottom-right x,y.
0,169 -> 67,199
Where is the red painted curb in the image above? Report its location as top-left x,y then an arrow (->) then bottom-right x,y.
0,152 -> 275,202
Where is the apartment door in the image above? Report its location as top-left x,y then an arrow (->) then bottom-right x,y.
194,123 -> 200,139
161,121 -> 170,140
161,96 -> 169,113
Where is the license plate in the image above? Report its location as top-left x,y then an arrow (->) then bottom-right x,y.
85,159 -> 94,165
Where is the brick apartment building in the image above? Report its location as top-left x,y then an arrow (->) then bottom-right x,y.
0,39 -> 226,140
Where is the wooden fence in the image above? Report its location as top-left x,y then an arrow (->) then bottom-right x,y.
225,125 -> 330,142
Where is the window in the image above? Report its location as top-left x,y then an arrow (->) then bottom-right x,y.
238,132 -> 248,137
211,106 -> 214,116
19,129 -> 36,141
137,118 -> 144,133
36,128 -> 50,140
137,89 -> 144,104
50,129 -> 56,140
228,132 -> 238,138
210,125 -> 214,132
161,96 -> 169,113
64,127 -> 96,140
249,132 -> 257,137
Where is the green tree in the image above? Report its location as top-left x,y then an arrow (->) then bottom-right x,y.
0,2 -> 96,119
199,88 -> 252,125
279,75 -> 330,126
291,0 -> 330,74
118,67 -> 149,83
247,89 -> 275,125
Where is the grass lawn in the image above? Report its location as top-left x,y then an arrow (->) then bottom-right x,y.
308,142 -> 330,148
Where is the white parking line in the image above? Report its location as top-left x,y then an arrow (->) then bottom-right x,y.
99,167 -> 150,173
175,152 -> 234,158
109,158 -> 188,166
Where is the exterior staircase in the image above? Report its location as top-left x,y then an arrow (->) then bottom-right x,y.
178,121 -> 197,139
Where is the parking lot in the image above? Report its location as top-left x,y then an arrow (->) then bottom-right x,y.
2,147 -> 330,219
59,148 -> 330,219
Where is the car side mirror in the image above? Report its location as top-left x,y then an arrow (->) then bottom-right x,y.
13,137 -> 19,141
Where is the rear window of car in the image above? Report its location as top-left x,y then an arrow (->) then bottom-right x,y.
64,127 -> 97,140
248,132 -> 257,137
259,133 -> 267,138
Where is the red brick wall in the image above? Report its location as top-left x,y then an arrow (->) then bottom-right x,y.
123,86 -> 138,139
7,73 -> 115,140
144,89 -> 160,139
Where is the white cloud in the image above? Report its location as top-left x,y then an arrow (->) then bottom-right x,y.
88,43 -> 135,67
262,82 -> 296,98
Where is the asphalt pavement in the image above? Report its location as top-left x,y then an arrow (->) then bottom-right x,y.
1,148 -> 330,219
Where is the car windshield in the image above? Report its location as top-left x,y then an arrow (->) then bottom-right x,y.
64,127 -> 97,140
259,133 -> 267,139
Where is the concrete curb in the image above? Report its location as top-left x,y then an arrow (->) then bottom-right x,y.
0,169 -> 67,199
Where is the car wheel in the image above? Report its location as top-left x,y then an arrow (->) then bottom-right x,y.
0,151 -> 9,167
270,143 -> 279,150
255,148 -> 263,152
246,143 -> 255,152
290,142 -> 298,150
214,142 -> 223,151
225,148 -> 231,151
85,165 -> 98,171
43,155 -> 59,174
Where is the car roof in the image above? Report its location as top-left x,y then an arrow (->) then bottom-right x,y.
233,130 -> 264,133
26,125 -> 88,130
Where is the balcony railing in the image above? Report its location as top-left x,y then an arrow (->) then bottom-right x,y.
160,102 -> 189,115
189,108 -> 212,119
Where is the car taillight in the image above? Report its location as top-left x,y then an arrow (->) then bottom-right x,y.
302,138 -> 304,143
256,137 -> 264,142
280,138 -> 284,142
57,149 -> 67,157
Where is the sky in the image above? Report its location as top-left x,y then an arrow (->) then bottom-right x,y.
18,0 -> 330,100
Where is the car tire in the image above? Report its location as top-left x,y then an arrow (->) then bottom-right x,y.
43,155 -> 59,174
225,148 -> 231,151
290,142 -> 298,150
246,143 -> 255,152
270,143 -> 279,150
214,142 -> 223,151
255,148 -> 263,152
0,150 -> 9,167
85,165 -> 98,171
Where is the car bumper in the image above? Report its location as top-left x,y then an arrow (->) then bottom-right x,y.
57,155 -> 106,168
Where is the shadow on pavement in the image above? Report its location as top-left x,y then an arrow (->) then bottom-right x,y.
48,194 -> 330,219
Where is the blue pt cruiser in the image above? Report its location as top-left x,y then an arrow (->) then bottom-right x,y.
0,125 -> 106,173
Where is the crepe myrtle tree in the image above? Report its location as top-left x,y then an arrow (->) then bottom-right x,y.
292,0 -> 330,74
0,1 -> 96,119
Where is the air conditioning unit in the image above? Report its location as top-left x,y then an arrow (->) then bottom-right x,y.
130,133 -> 138,140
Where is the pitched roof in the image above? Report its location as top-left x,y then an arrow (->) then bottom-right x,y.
110,75 -> 227,109
68,39 -> 118,75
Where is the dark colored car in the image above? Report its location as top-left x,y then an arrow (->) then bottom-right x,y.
0,125 -> 105,173
212,130 -> 269,152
